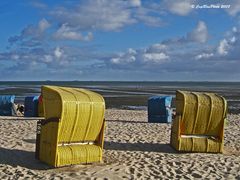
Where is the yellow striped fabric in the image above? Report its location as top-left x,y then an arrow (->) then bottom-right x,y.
36,86 -> 105,167
170,90 -> 227,153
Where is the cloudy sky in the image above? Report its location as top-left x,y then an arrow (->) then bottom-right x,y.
0,0 -> 240,81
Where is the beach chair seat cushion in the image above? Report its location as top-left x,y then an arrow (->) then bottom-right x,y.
57,144 -> 102,166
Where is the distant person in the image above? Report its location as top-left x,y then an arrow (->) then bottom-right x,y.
17,104 -> 24,115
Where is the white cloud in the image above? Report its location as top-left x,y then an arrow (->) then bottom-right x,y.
14,0 -> 164,48
162,21 -> 208,45
8,18 -> 50,46
218,39 -> 230,55
216,26 -> 240,56
54,24 -> 93,41
151,44 -> 167,50
165,0 -> 193,16
38,18 -> 50,32
130,0 -> 141,7
109,44 -> 169,66
43,55 -> 53,63
103,25 -> 240,77
11,54 -> 20,60
3,0 -> 240,80
128,48 -> 137,54
54,47 -> 63,59
226,0 -> 240,16
143,52 -> 169,63
147,44 -> 167,53
111,56 -> 136,64
110,48 -> 136,64
191,26 -> 240,61
50,1 -> 135,31
195,53 -> 214,60
50,0 -> 163,31
23,18 -> 50,36
134,7 -> 163,27
230,36 -> 236,43
187,21 -> 208,43
110,58 -> 120,64
232,27 -> 238,32
217,35 -> 238,56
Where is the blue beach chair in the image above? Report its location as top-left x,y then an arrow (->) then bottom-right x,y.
24,96 -> 39,117
148,96 -> 172,123
0,95 -> 16,116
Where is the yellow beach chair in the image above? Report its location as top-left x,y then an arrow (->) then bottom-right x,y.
170,90 -> 227,153
35,86 -> 105,167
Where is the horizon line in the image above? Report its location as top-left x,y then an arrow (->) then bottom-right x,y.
0,80 -> 240,83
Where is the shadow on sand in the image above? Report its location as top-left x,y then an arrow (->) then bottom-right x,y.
106,120 -> 148,124
104,141 -> 177,153
22,138 -> 36,144
0,147 -> 50,170
0,141 -> 177,170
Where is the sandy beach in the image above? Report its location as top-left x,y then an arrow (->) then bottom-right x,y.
0,109 -> 239,179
